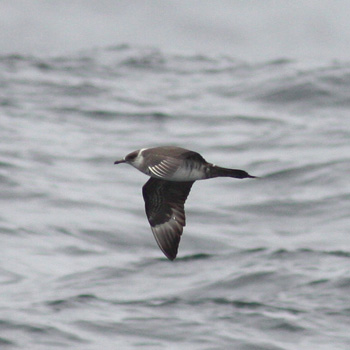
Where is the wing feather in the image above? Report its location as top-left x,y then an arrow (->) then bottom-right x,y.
142,178 -> 194,260
147,158 -> 180,178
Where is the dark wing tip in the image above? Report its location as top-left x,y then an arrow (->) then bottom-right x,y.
151,224 -> 181,261
163,240 -> 179,261
164,250 -> 177,261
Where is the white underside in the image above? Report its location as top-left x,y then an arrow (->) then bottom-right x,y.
169,166 -> 205,181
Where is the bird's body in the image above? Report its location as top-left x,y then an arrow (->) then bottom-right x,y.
122,146 -> 207,181
114,146 -> 255,260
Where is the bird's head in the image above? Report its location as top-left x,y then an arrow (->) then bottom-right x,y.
114,150 -> 139,165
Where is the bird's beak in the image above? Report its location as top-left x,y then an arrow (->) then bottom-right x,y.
114,159 -> 126,165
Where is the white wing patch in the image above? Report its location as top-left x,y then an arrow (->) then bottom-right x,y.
148,159 -> 178,179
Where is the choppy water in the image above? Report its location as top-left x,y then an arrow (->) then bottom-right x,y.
1,44 -> 350,349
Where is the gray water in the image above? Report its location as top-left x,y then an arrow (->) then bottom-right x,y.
1,2 -> 350,350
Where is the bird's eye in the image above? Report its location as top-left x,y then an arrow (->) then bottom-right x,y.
126,151 -> 138,161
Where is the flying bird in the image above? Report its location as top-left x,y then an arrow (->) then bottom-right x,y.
114,146 -> 256,260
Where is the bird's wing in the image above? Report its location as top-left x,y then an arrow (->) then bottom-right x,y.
146,156 -> 181,179
142,178 -> 194,260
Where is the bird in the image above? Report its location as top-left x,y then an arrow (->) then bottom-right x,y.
114,146 -> 256,260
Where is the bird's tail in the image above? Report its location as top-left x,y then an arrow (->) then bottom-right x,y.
209,165 -> 256,179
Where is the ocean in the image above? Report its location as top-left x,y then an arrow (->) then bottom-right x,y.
1,1 -> 350,349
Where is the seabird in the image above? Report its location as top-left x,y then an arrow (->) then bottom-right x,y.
114,146 -> 256,260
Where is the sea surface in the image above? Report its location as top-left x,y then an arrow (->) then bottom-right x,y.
1,3 -> 350,350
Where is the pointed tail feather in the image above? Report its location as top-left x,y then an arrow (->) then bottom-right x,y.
209,166 -> 256,179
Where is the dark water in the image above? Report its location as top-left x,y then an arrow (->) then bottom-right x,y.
1,45 -> 350,349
